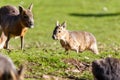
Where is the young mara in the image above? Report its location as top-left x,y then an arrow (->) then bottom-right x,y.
52,21 -> 99,54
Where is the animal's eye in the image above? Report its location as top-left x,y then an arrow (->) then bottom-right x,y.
58,31 -> 61,33
23,15 -> 28,19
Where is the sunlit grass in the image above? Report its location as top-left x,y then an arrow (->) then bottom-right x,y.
0,0 -> 120,80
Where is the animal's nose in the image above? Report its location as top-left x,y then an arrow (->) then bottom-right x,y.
52,35 -> 55,39
28,21 -> 34,28
29,21 -> 34,26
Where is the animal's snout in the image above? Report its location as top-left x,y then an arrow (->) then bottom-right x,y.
52,35 -> 57,40
52,35 -> 55,40
29,21 -> 34,26
28,21 -> 34,28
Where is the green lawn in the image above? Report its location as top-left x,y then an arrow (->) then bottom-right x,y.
1,0 -> 120,80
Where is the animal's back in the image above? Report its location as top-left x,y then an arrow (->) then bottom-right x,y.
0,5 -> 19,15
69,31 -> 96,48
0,5 -> 19,25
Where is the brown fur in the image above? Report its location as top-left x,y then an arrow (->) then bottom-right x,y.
0,54 -> 24,80
92,57 -> 120,80
0,4 -> 34,50
52,21 -> 99,54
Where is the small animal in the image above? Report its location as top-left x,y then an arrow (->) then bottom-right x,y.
92,57 -> 120,80
0,4 -> 34,50
52,21 -> 99,54
0,54 -> 24,80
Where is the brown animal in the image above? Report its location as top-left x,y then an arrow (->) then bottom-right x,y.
92,57 -> 120,80
52,21 -> 99,54
0,4 -> 34,50
0,54 -> 24,80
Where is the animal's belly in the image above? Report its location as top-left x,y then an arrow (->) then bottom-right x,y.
8,27 -> 28,37
71,45 -> 79,51
10,34 -> 19,38
69,41 -> 80,50
14,36 -> 20,39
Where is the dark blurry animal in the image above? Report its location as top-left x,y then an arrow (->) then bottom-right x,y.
0,4 -> 34,50
92,57 -> 120,80
52,21 -> 99,54
0,54 -> 24,80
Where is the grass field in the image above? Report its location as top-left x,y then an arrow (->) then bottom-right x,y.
1,0 -> 120,80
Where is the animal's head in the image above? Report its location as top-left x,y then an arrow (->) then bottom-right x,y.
52,21 -> 67,40
14,65 -> 24,80
0,66 -> 24,80
92,57 -> 120,80
0,54 -> 24,80
6,65 -> 24,80
19,4 -> 34,28
1,65 -> 24,80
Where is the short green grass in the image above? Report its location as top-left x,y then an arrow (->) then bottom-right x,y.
1,0 -> 120,80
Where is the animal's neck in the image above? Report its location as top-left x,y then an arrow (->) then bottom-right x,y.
17,16 -> 23,27
17,16 -> 27,28
13,15 -> 28,36
13,15 -> 22,27
61,30 -> 70,43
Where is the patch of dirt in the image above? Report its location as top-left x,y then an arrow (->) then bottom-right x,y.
63,58 -> 91,80
42,74 -> 68,80
63,58 -> 91,73
23,62 -> 42,79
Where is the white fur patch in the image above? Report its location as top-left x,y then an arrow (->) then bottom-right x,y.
61,32 -> 67,41
14,36 -> 19,39
0,41 -> 5,49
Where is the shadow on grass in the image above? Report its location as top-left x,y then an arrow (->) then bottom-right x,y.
69,12 -> 120,17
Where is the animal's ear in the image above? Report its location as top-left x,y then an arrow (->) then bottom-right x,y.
62,21 -> 66,28
19,6 -> 24,14
10,70 -> 17,80
28,3 -> 33,11
56,21 -> 59,26
18,65 -> 24,80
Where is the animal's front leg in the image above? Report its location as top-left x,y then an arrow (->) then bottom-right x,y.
65,48 -> 69,54
20,36 -> 24,50
79,45 -> 85,53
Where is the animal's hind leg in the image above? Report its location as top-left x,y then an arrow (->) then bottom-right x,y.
0,32 -> 7,49
4,33 -> 10,49
90,43 -> 99,54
